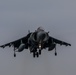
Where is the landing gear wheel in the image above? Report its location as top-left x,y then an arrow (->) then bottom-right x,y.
14,47 -> 16,57
54,45 -> 57,56
33,52 -> 35,58
39,50 -> 41,55
55,52 -> 57,56
14,53 -> 16,57
36,52 -> 39,57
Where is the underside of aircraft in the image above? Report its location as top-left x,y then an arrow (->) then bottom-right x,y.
0,27 -> 71,58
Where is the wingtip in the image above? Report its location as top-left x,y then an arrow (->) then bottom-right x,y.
0,45 -> 5,48
69,44 -> 71,46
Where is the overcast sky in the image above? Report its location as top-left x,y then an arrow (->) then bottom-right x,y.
0,0 -> 76,75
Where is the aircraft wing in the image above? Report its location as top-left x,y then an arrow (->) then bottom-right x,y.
0,33 -> 31,49
49,36 -> 71,46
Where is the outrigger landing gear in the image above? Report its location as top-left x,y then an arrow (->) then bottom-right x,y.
55,52 -> 57,56
14,52 -> 16,57
14,47 -> 16,57
55,45 -> 57,56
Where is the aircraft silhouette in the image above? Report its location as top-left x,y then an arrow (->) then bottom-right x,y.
0,27 -> 71,58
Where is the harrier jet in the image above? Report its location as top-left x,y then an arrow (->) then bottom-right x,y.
0,27 -> 71,58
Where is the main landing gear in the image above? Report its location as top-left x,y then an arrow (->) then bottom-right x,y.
32,48 -> 42,58
39,50 -> 41,55
33,52 -> 39,58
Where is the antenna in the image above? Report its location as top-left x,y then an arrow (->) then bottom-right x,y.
28,30 -> 30,33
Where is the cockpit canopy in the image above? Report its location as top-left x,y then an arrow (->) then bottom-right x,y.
36,27 -> 44,32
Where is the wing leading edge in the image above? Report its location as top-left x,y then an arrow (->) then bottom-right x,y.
49,36 -> 71,46
0,33 -> 31,49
